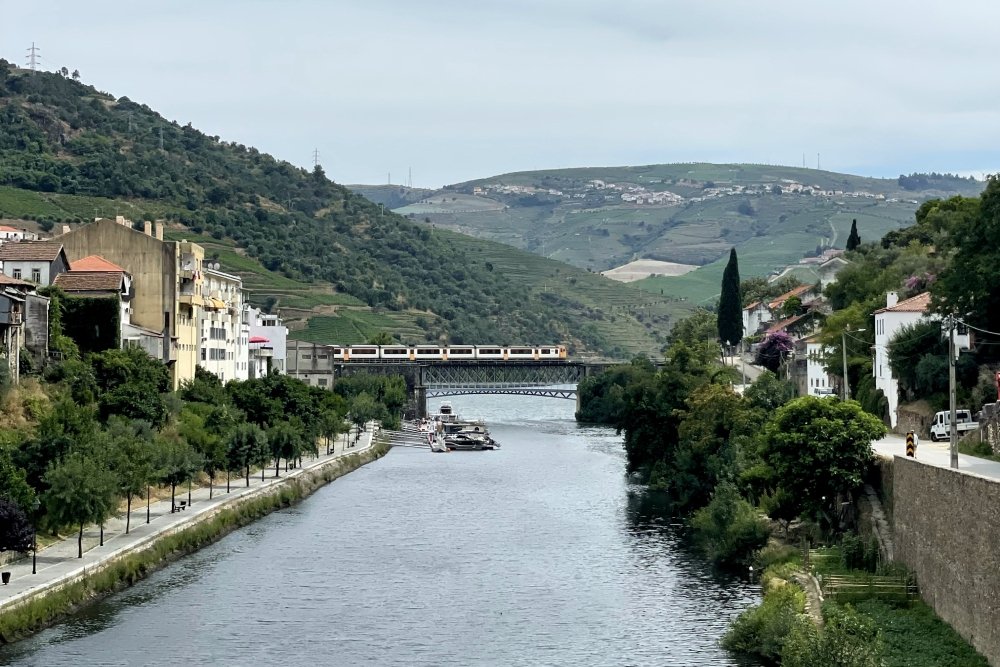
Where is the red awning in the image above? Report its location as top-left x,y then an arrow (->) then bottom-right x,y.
249,335 -> 270,344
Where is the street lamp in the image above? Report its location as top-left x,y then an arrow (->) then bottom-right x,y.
31,497 -> 40,575
841,328 -> 866,401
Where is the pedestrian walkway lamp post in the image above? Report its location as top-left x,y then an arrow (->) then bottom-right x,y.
31,497 -> 40,574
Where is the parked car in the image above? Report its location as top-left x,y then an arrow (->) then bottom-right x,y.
929,409 -> 979,442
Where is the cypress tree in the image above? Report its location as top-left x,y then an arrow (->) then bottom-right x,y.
718,247 -> 743,347
846,219 -> 861,251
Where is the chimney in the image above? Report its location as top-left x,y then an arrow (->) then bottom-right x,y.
61,225 -> 71,235
144,221 -> 152,236
155,222 -> 164,241
116,215 -> 127,226
886,291 -> 899,309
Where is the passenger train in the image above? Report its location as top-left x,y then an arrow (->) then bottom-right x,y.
327,344 -> 568,362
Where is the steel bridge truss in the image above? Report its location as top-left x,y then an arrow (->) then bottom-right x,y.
421,363 -> 583,400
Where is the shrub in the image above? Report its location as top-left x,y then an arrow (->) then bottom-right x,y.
782,602 -> 884,667
723,578 -> 805,662
690,482 -> 770,567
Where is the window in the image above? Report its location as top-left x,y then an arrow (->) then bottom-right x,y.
31,269 -> 41,283
201,349 -> 207,361
12,269 -> 20,279
319,378 -> 328,387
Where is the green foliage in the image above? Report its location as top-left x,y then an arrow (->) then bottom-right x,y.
760,397 -> 887,519
0,445 -> 36,512
718,248 -> 742,345
840,533 -> 880,573
782,603 -> 884,667
723,578 -> 806,661
42,450 -> 117,555
60,295 -> 121,353
854,599 -> 989,667
690,481 -> 770,567
744,370 -> 796,413
575,359 -> 655,424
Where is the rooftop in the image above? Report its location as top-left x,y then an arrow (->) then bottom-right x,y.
71,255 -> 126,272
0,241 -> 64,262
53,271 -> 126,293
874,292 -> 931,314
768,285 -> 813,310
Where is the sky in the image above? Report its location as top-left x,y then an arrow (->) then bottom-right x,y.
3,1 -> 999,188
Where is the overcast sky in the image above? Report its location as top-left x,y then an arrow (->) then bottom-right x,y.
3,1 -> 999,187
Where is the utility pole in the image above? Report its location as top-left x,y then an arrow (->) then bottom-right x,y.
948,316 -> 959,468
842,330 -> 850,401
313,148 -> 320,168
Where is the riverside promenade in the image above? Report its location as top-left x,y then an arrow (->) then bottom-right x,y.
0,425 -> 379,615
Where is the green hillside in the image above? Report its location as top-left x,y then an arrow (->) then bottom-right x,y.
0,60 -> 684,357
392,163 -> 983,304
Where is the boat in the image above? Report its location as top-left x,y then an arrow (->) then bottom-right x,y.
429,402 -> 500,451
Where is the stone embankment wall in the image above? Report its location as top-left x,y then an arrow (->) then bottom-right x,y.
892,456 -> 1000,664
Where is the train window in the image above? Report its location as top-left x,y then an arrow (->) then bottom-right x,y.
478,348 -> 501,355
383,348 -> 408,354
450,348 -> 474,354
416,348 -> 441,355
510,347 -> 532,355
351,347 -> 377,355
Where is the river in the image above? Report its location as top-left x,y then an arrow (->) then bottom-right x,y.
1,394 -> 760,666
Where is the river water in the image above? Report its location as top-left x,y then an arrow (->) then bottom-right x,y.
1,394 -> 760,666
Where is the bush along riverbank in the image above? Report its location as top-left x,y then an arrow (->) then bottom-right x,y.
0,441 -> 389,645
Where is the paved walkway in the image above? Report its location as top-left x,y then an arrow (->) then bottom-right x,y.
873,433 -> 1000,480
0,424 -> 378,611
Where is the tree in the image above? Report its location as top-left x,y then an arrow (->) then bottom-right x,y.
845,218 -> 861,251
780,295 -> 802,319
319,411 -> 346,455
43,451 -> 118,558
0,446 -> 36,513
931,177 -> 1000,347
367,331 -> 394,345
744,371 -> 796,413
755,332 -> 794,373
348,392 -> 380,442
179,407 -> 227,499
718,248 -> 743,347
0,498 -> 33,554
155,436 -> 202,510
267,422 -> 303,476
690,482 -> 770,567
71,69 -> 80,81
106,419 -> 155,534
760,397 -> 887,520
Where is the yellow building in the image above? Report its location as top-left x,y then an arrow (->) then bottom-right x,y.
58,217 -> 205,389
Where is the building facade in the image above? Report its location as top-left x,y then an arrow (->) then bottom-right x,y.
0,241 -> 69,286
199,267 -> 244,383
57,217 -> 204,389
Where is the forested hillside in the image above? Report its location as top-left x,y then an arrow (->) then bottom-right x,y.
0,61 -> 685,356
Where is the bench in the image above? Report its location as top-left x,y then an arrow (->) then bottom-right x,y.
171,500 -> 187,513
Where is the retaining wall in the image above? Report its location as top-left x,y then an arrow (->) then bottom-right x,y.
893,456 -> 1000,665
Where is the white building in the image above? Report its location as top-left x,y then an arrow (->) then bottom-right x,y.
0,225 -> 39,244
874,291 -> 971,428
242,304 -> 287,379
795,335 -> 836,397
0,241 -> 70,286
198,267 -> 244,382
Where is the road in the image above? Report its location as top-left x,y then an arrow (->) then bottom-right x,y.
873,433 -> 1000,480
0,425 -> 377,612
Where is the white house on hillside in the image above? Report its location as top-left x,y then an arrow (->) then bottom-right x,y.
874,291 -> 971,428
199,267 -> 244,382
794,334 -> 836,397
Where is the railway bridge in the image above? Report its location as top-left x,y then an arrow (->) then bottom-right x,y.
285,342 -> 616,417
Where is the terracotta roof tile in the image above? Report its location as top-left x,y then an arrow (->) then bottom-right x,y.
52,271 -> 125,292
0,241 -> 64,262
71,255 -> 126,272
767,285 -> 813,310
874,292 -> 931,314
0,274 -> 35,288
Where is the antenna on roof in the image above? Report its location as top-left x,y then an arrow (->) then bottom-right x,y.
26,42 -> 41,71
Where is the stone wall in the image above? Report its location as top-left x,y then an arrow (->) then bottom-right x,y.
893,456 -> 1000,664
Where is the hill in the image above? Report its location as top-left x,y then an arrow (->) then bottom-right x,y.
0,61 -> 686,357
388,163 -> 983,304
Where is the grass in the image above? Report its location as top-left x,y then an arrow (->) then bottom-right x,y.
0,442 -> 389,645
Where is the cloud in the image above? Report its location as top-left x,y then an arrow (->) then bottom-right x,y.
3,1 -> 1000,186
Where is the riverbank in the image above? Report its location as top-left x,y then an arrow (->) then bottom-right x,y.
0,425 -> 388,644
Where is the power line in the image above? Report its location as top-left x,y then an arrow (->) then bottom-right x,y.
955,318 -> 1000,339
